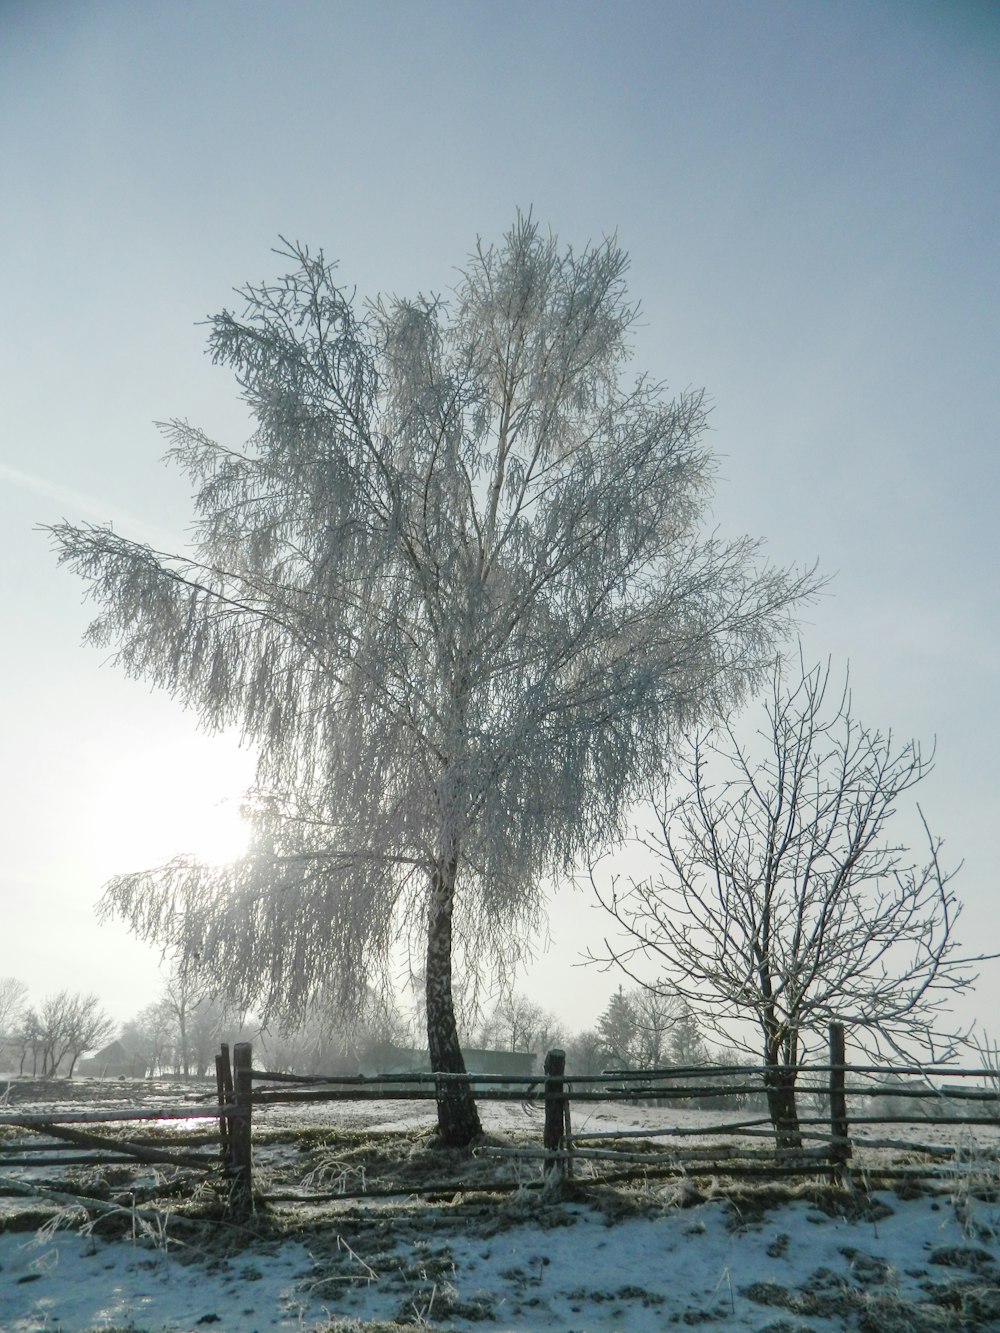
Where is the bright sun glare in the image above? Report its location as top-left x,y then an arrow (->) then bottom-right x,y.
92,736 -> 254,872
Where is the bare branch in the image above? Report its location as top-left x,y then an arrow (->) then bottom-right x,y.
590,655 -> 983,1145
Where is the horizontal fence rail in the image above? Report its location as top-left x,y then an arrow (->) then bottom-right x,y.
0,1105 -> 242,1126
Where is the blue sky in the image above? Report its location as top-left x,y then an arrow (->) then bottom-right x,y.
1,0 -> 997,1039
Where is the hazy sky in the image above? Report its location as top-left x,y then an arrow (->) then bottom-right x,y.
2,1 -> 998,1042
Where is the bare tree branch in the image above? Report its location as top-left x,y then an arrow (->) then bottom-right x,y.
590,656 -> 984,1147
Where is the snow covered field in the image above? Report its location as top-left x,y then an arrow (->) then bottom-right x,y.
2,1085 -> 999,1332
3,1179 -> 999,1331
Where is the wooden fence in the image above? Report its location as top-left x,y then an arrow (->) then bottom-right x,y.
241,1024 -> 1000,1202
2,1028 -> 998,1217
0,1042 -> 252,1214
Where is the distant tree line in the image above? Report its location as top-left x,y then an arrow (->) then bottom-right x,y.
0,977 -> 114,1078
0,967 -> 246,1080
0,965 -> 733,1092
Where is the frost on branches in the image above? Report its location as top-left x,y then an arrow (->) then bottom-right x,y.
48,215 -> 814,1145
593,658 -> 981,1149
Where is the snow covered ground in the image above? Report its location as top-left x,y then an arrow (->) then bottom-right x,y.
2,1090 -> 999,1331
2,1185 -> 999,1331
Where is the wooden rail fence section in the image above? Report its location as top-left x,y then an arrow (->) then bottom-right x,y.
239,1022 -> 1000,1200
3,1026 -> 999,1214
0,1042 -> 250,1213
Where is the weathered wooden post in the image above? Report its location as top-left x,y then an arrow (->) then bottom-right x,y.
828,1022 -> 851,1181
230,1041 -> 253,1215
216,1043 -> 233,1170
563,1095 -> 574,1180
543,1048 -> 567,1191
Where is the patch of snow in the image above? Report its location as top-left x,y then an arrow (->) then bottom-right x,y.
0,1227 -> 323,1331
1,1189 -> 997,1331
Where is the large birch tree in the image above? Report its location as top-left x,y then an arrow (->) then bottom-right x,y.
49,216 -> 813,1145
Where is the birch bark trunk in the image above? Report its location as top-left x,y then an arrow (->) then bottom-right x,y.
424,854 -> 483,1146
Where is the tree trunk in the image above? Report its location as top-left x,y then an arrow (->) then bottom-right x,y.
764,1069 -> 802,1150
178,1006 -> 189,1076
764,1030 -> 802,1151
425,856 -> 482,1147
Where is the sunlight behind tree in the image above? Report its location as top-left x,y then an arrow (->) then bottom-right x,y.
90,737 -> 253,870
49,215 -> 818,1145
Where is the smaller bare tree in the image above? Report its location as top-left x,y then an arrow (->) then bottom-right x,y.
593,658 -> 983,1149
29,991 -> 115,1077
132,998 -> 176,1075
163,959 -> 203,1077
62,993 -> 116,1077
37,992 -> 72,1076
632,989 -> 691,1068
14,1008 -> 43,1076
473,992 -> 563,1056
0,977 -> 27,1039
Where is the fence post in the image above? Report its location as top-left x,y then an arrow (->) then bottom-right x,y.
543,1048 -> 567,1192
231,1041 -> 253,1215
216,1043 -> 232,1171
828,1022 -> 851,1180
563,1094 -> 574,1181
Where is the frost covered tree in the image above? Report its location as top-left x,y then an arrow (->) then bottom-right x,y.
592,984 -> 697,1069
28,991 -> 115,1078
593,658 -> 980,1148
473,991 -> 563,1055
49,216 -> 814,1145
0,976 -> 27,1038
597,987 -> 639,1067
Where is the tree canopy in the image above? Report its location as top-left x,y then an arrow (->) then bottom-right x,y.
50,215 -> 815,1142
